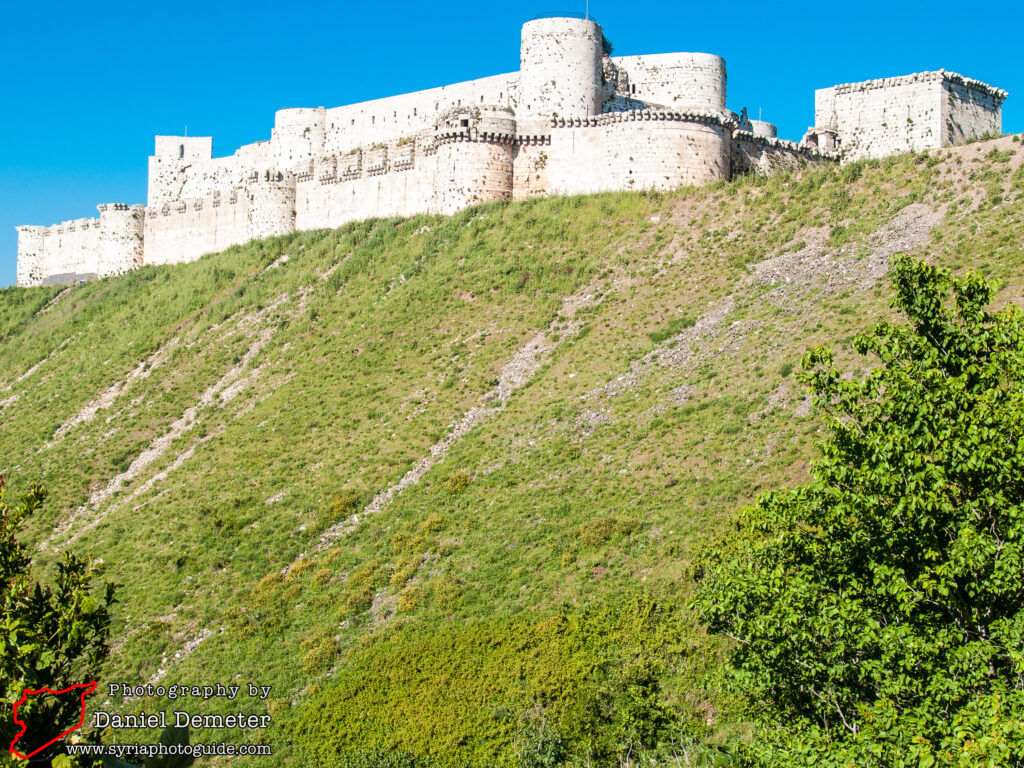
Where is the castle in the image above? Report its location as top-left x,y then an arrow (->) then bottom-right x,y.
15,16 -> 1008,287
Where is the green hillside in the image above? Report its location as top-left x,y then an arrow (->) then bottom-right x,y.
2,135 -> 1022,766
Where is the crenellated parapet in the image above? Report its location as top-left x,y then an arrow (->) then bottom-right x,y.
14,18 -> 1008,286
551,108 -> 737,130
830,70 -> 1007,105
15,226 -> 47,287
810,70 -> 1007,162
433,108 -> 518,146
14,205 -> 145,285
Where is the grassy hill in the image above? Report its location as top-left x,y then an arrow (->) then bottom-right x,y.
1,134 -> 1022,766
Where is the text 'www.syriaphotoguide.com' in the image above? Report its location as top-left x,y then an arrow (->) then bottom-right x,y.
65,742 -> 271,758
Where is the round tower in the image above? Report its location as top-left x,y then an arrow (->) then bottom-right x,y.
622,53 -> 726,111
433,109 -> 516,215
520,17 -> 603,119
272,107 -> 326,172
247,170 -> 297,241
749,120 -> 777,139
97,203 -> 146,277
16,226 -> 46,287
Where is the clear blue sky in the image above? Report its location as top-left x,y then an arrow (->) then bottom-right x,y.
2,0 -> 1022,287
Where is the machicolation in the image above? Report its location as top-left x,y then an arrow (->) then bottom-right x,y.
15,17 -> 1008,286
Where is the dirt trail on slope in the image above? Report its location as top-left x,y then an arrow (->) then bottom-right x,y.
41,300 -> 286,552
300,202 -> 944,561
301,281 -> 605,559
1,338 -> 75,413
750,202 -> 944,304
34,287 -> 71,316
586,202 -> 944,407
50,340 -> 180,443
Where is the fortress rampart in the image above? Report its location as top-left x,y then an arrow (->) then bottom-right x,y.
807,70 -> 1008,161
16,204 -> 144,285
16,19 -> 1007,286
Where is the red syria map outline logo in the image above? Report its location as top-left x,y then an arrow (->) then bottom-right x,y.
8,681 -> 98,759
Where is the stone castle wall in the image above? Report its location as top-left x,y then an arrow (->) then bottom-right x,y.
813,71 -> 1007,162
542,111 -> 733,195
520,17 -> 603,119
943,74 -> 1005,145
145,171 -> 295,266
16,19 -> 1006,286
611,53 -> 726,111
17,204 -> 144,285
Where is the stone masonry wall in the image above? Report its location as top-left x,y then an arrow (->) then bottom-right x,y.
15,226 -> 45,286
611,53 -> 726,111
144,195 -> 248,266
520,17 -> 603,119
321,73 -> 520,158
149,137 -> 273,206
732,133 -> 828,175
148,136 -> 214,206
17,18 -> 1005,286
144,172 -> 295,266
15,205 -> 146,286
97,204 -> 146,277
943,75 -> 1004,145
815,71 -> 1007,162
817,76 -> 945,161
543,111 -> 733,195
295,140 -> 438,231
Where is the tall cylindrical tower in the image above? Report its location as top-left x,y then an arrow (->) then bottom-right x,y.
247,170 -> 297,240
97,203 -> 146,277
749,120 -> 777,139
272,107 -> 327,172
433,110 -> 516,215
16,226 -> 46,287
520,17 -> 603,119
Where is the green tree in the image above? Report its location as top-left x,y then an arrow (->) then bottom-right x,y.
694,257 -> 1024,767
1,477 -> 116,766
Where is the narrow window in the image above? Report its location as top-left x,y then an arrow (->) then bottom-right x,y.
631,84 -> 636,95
179,144 -> 185,159
351,119 -> 355,126
372,116 -> 375,124
414,107 -> 417,116
480,95 -> 484,102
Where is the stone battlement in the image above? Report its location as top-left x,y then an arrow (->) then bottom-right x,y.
548,108 -> 737,129
812,69 -> 1007,162
733,130 -> 838,161
15,19 -> 1008,286
832,70 -> 1008,104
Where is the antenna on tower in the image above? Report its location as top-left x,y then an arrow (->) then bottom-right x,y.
185,124 -> 188,137
585,0 -> 589,20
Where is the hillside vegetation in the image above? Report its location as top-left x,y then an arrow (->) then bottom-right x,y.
1,134 -> 1022,766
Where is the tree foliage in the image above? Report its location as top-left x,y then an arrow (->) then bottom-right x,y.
695,257 -> 1024,766
1,477 -> 116,765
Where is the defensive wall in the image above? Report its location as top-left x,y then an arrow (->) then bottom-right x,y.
16,204 -> 144,286
807,70 -> 1007,161
16,18 -> 1008,286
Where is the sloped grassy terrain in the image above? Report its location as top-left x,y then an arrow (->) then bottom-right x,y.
1,135 -> 1022,766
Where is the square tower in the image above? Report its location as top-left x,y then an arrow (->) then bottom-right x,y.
812,71 -> 1007,162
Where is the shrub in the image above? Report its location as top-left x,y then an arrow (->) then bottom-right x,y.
695,258 -> 1024,766
441,471 -> 471,495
